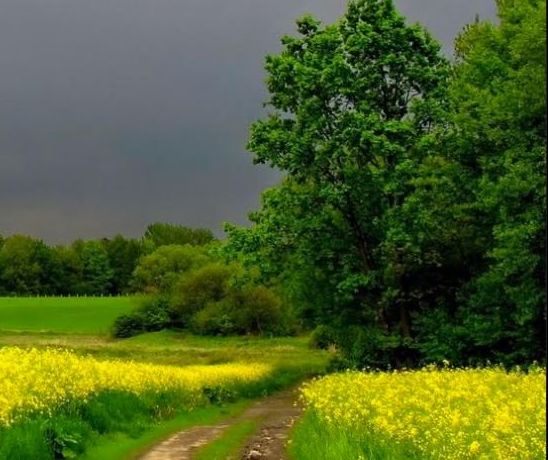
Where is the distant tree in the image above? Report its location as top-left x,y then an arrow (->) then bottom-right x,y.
144,223 -> 215,247
103,235 -> 142,294
0,235 -> 51,295
72,240 -> 113,295
47,245 -> 83,295
131,245 -> 210,293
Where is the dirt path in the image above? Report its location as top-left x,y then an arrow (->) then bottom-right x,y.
139,388 -> 301,460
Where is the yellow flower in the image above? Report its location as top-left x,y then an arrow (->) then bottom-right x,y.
469,441 -> 481,454
0,347 -> 271,426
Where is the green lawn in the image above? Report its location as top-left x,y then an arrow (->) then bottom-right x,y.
0,296 -> 138,334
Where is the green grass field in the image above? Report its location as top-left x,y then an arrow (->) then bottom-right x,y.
0,296 -> 138,334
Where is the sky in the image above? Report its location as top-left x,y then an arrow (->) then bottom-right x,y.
0,0 -> 497,243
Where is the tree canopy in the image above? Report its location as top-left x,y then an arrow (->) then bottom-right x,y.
226,0 -> 546,367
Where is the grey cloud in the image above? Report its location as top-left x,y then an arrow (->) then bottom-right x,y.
0,0 -> 496,243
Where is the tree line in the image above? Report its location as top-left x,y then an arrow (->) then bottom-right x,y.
224,0 -> 546,367
0,223 -> 214,296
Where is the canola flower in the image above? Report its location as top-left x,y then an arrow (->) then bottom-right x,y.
300,366 -> 546,459
0,347 -> 271,426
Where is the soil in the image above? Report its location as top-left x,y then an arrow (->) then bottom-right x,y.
139,388 -> 301,460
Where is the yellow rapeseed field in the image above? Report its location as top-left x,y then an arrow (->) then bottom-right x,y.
0,347 -> 271,426
300,366 -> 546,459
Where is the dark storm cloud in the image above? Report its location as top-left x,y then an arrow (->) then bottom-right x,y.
0,0 -> 496,243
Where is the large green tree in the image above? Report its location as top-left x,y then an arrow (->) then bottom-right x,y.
227,0 -> 449,365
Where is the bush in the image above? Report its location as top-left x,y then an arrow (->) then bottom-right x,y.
112,314 -> 144,338
309,325 -> 337,350
191,285 -> 289,336
191,300 -> 235,336
170,263 -> 232,322
231,286 -> 285,335
112,297 -> 173,338
139,297 -> 173,331
131,245 -> 210,293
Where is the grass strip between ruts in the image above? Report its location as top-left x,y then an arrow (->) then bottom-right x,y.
193,418 -> 260,460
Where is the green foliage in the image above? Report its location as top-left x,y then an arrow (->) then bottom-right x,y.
144,223 -> 215,247
226,0 -> 449,365
309,325 -> 337,350
112,314 -> 145,339
0,235 -> 51,295
191,286 -> 287,336
103,235 -> 142,295
0,223 -> 212,296
131,245 -> 210,294
112,297 -> 173,338
171,263 -> 232,322
72,241 -> 114,295
227,0 -> 546,367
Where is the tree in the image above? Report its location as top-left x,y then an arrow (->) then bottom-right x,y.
227,0 -> 448,365
0,235 -> 52,295
103,235 -> 142,294
409,0 -> 546,365
131,245 -> 210,293
144,223 -> 215,248
72,240 -> 113,295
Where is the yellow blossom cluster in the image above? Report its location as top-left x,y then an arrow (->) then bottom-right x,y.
0,347 -> 271,426
300,366 -> 546,459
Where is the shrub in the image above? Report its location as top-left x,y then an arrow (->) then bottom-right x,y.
191,285 -> 288,336
231,286 -> 285,335
170,263 -> 232,322
191,300 -> 235,336
112,297 -> 173,338
138,297 -> 173,331
131,245 -> 209,293
112,314 -> 144,338
309,325 -> 337,350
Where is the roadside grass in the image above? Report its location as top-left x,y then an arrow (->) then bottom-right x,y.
193,419 -> 259,460
288,411 -> 418,460
0,296 -> 138,334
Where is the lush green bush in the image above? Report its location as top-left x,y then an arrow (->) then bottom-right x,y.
309,325 -> 337,350
112,297 -> 173,338
112,314 -> 144,338
170,263 -> 232,323
191,286 -> 288,336
131,245 -> 210,294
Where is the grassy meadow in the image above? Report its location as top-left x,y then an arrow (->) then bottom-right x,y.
0,296 -> 137,334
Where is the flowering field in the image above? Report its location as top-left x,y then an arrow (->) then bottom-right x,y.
0,347 -> 271,427
293,367 -> 546,459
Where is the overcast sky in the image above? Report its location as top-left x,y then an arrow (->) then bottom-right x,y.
0,0 -> 497,243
